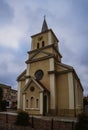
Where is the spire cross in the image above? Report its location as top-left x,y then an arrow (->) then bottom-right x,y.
44,15 -> 46,20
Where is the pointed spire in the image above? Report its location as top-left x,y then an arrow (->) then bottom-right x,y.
41,15 -> 48,32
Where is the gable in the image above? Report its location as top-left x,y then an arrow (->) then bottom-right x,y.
29,50 -> 53,61
25,81 -> 41,96
22,77 -> 49,94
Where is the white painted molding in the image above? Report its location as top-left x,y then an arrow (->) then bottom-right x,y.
40,92 -> 43,114
17,82 -> 21,109
49,58 -> 56,109
23,94 -> 26,111
68,73 -> 74,109
48,31 -> 51,45
26,64 -> 30,76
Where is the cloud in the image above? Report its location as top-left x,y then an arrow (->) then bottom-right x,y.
0,0 -> 88,95
0,0 -> 14,25
0,44 -> 27,89
0,0 -> 30,49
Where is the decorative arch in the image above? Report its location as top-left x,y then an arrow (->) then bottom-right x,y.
30,96 -> 34,108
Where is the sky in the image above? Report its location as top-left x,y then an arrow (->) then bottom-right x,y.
0,0 -> 88,95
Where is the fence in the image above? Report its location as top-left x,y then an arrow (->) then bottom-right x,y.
0,113 -> 76,130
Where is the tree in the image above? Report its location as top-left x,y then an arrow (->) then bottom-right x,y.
15,111 -> 30,126
0,87 -> 3,110
0,87 -> 7,111
83,97 -> 88,106
0,87 -> 3,101
75,112 -> 88,130
1,100 -> 7,111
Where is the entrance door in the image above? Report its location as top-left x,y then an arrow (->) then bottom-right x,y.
43,95 -> 47,115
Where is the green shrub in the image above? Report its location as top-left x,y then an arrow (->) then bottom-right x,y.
75,112 -> 88,130
15,111 -> 30,126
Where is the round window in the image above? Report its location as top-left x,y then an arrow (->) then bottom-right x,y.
35,70 -> 43,80
30,86 -> 35,92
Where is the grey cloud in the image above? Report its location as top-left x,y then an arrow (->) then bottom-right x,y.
0,0 -> 88,94
0,73 -> 17,88
0,62 -> 8,73
0,0 -> 14,25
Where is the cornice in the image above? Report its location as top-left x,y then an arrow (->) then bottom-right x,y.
26,55 -> 55,64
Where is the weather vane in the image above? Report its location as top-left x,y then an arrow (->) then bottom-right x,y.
44,15 -> 46,20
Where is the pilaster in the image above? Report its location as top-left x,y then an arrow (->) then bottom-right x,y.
17,81 -> 21,109
23,94 -> 26,111
68,73 -> 74,109
48,31 -> 52,45
49,58 -> 56,114
40,92 -> 43,115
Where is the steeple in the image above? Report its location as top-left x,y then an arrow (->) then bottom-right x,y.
41,16 -> 48,32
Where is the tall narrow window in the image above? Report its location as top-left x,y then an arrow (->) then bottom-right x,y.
30,97 -> 34,108
37,43 -> 39,49
36,99 -> 39,108
26,99 -> 28,108
42,41 -> 45,47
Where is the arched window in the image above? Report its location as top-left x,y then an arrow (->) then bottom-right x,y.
42,41 -> 45,47
26,99 -> 28,108
30,97 -> 34,108
37,43 -> 39,49
36,99 -> 39,108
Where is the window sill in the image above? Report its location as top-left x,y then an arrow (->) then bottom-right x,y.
25,108 -> 40,110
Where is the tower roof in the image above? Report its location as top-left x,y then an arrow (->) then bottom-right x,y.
41,16 -> 48,32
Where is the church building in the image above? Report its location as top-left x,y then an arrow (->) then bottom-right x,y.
17,18 -> 83,117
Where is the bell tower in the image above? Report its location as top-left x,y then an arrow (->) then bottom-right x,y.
28,17 -> 62,61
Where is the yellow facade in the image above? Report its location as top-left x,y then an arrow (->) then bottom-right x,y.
17,18 -> 83,117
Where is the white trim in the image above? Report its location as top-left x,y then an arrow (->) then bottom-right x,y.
48,31 -> 51,45
26,64 -> 30,76
23,94 -> 26,111
32,78 -> 44,91
26,64 -> 30,83
68,73 -> 74,109
22,78 -> 44,93
50,75 -> 56,109
40,92 -> 43,114
49,58 -> 56,109
50,58 -> 54,70
22,79 -> 31,93
17,82 -> 21,109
